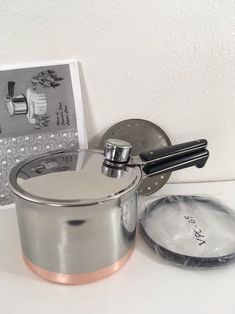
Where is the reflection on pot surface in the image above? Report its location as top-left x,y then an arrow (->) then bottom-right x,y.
9,138 -> 209,284
15,191 -> 136,279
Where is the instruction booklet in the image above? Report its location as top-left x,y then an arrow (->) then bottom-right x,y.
0,60 -> 87,208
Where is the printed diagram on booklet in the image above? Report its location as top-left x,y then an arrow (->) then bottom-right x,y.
5,69 -> 64,129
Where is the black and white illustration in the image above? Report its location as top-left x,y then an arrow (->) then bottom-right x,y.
0,60 -> 87,207
6,70 -> 65,128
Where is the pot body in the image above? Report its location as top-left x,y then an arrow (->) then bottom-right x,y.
15,189 -> 137,284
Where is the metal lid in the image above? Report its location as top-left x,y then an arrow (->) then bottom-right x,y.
9,150 -> 141,206
97,119 -> 172,196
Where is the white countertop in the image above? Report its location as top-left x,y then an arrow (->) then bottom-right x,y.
1,181 -> 235,314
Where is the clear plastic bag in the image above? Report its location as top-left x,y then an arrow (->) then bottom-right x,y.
140,195 -> 235,267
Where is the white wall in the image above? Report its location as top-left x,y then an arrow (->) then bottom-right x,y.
1,0 -> 235,182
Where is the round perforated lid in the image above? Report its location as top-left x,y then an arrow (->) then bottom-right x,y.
97,119 -> 172,196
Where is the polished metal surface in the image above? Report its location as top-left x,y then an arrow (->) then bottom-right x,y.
97,119 -> 172,196
10,149 -> 139,277
9,141 -> 208,279
102,163 -> 127,178
9,150 -> 141,206
15,191 -> 137,274
104,138 -> 132,163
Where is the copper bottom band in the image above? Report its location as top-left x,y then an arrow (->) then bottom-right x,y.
23,249 -> 134,285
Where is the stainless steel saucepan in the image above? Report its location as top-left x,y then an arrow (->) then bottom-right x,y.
9,138 -> 209,284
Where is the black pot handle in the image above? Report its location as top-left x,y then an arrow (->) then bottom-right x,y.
142,149 -> 209,176
139,139 -> 207,163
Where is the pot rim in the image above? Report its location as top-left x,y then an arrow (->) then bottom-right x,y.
9,149 -> 141,207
